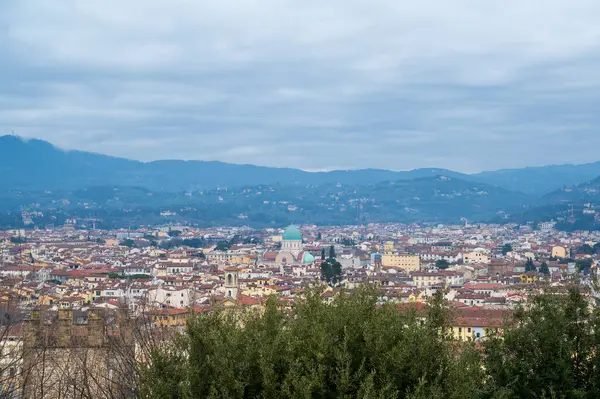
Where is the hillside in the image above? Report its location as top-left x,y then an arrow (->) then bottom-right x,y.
542,176 -> 600,203
0,136 -> 469,191
497,175 -> 600,230
3,175 -> 531,228
473,163 -> 600,194
4,135 -> 600,228
3,135 -> 599,194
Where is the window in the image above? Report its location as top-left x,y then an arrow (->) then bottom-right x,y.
467,328 -> 471,333
458,327 -> 462,333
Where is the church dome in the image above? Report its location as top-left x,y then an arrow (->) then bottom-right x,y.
302,252 -> 315,263
282,225 -> 302,241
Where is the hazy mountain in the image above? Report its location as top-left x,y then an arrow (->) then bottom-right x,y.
3,175 -> 532,228
0,135 -> 470,191
495,175 -> 600,229
541,175 -> 600,203
473,163 -> 600,194
2,135 -> 599,196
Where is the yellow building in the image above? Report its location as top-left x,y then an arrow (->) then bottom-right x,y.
451,308 -> 505,341
462,249 -> 489,264
381,254 -> 420,271
551,246 -> 568,258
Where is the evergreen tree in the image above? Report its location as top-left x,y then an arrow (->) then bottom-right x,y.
524,259 -> 536,272
321,247 -> 326,260
140,287 -> 484,398
578,244 -> 594,255
435,259 -> 450,269
329,245 -> 336,259
137,286 -> 600,398
539,261 -> 550,274
484,287 -> 600,397
120,239 -> 135,248
320,259 -> 343,284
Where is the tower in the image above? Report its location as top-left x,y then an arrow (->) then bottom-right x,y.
224,267 -> 240,299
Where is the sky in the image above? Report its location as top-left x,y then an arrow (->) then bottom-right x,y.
1,0 -> 600,173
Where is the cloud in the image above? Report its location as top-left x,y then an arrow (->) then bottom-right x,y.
1,0 -> 600,173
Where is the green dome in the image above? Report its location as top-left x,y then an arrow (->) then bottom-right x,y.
303,252 -> 315,263
282,225 -> 302,241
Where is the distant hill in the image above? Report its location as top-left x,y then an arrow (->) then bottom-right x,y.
541,175 -> 600,204
473,163 -> 600,194
496,175 -> 600,229
0,135 -> 470,191
1,175 -> 532,228
4,135 -> 600,194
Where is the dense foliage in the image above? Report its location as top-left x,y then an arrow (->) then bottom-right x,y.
138,286 -> 600,398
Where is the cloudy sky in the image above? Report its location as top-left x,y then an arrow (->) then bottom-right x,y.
1,1 -> 600,173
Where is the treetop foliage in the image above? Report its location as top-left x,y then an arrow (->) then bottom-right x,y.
138,285 -> 600,398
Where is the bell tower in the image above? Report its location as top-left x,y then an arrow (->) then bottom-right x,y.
224,267 -> 240,299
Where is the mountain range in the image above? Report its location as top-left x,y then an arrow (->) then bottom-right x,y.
2,135 -> 600,194
1,135 -> 600,228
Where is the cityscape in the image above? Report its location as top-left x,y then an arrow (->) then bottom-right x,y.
0,216 -> 599,396
3,0 -> 600,397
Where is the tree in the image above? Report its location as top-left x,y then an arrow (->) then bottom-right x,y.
182,238 -> 204,248
524,259 -> 536,272
320,259 -> 343,284
577,244 -> 594,255
501,243 -> 513,255
539,261 -> 550,275
215,241 -> 231,251
139,287 -> 484,398
9,236 -> 25,244
321,247 -> 326,260
120,239 -> 135,248
435,259 -> 450,269
329,245 -> 336,259
168,229 -> 182,238
484,287 -> 600,398
576,258 -> 593,274
317,232 -> 322,240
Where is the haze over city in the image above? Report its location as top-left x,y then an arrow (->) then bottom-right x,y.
2,0 -> 600,172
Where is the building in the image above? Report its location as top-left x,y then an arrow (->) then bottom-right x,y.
381,253 -> 421,271
275,226 -> 303,264
462,249 -> 489,264
551,246 -> 568,259
147,287 -> 192,308
411,270 -> 464,287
